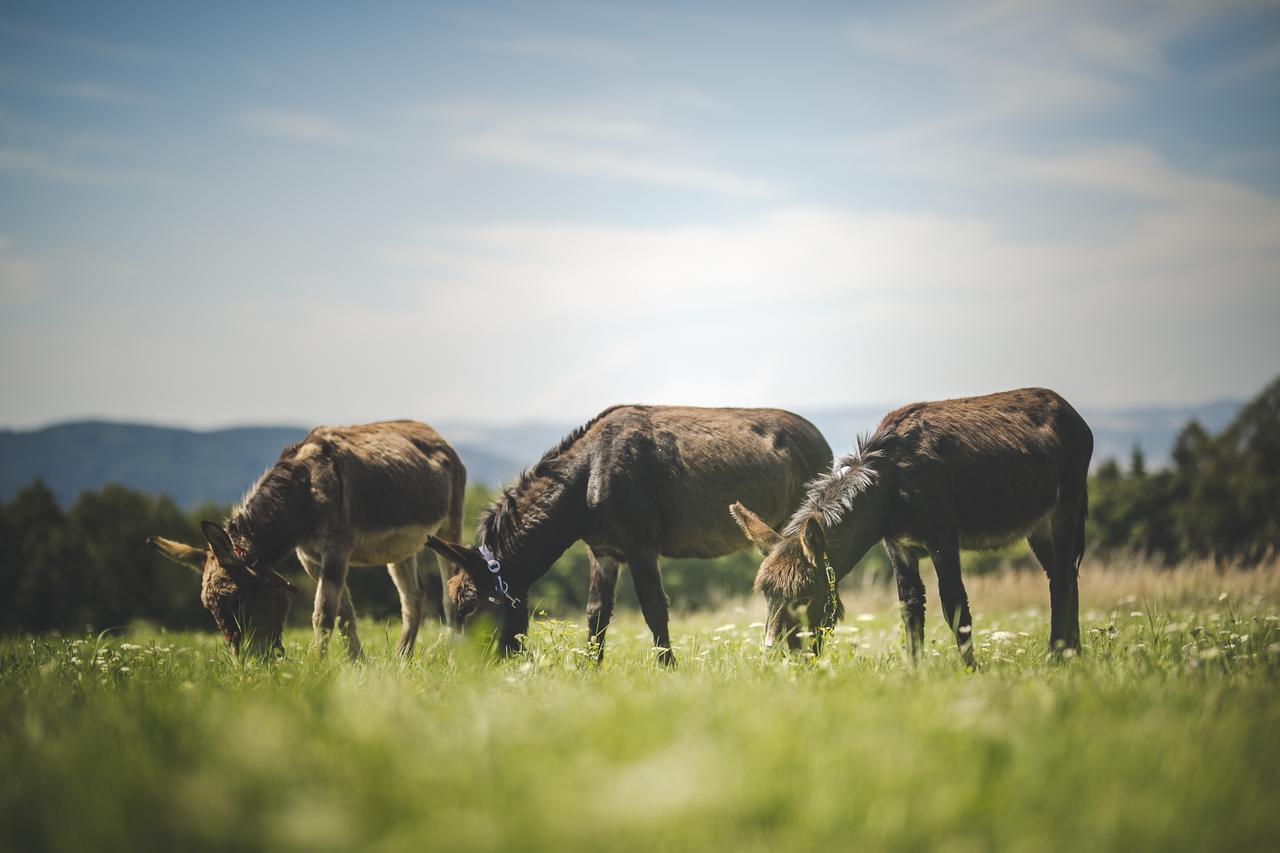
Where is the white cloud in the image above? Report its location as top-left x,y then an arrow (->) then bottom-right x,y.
476,36 -> 629,67
0,237 -> 42,307
380,160 -> 1280,416
44,81 -> 145,106
0,145 -> 144,186
843,0 -> 1247,140
0,16 -> 165,64
423,104 -> 776,198
239,110 -> 360,146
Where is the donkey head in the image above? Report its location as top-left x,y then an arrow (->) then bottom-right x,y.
147,521 -> 300,655
730,502 -> 838,647
424,536 -> 525,653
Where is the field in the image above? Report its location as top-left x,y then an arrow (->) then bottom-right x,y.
3,559 -> 1279,853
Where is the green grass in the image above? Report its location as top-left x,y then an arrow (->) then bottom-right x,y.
3,563 -> 1279,853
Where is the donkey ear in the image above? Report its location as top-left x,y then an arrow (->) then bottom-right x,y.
199,520 -> 252,578
425,536 -> 489,586
799,516 -> 827,566
730,502 -> 782,554
146,536 -> 207,573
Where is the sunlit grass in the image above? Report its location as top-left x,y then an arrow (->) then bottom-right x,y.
2,559 -> 1279,852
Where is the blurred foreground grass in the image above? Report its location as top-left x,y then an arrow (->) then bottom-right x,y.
2,559 -> 1279,853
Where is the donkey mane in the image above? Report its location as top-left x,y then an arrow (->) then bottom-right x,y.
227,442 -> 311,565
783,429 -> 890,535
478,405 -> 629,555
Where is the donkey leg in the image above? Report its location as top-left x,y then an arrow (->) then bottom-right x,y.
628,551 -> 675,667
424,560 -> 446,626
312,552 -> 350,657
931,545 -> 975,669
436,497 -> 465,630
888,542 -> 926,661
388,555 -> 425,657
336,585 -> 363,660
1049,504 -> 1083,654
586,548 -> 621,663
1028,528 -> 1065,652
418,548 -> 446,626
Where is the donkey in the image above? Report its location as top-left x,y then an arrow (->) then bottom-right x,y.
424,405 -> 831,665
148,420 -> 466,658
732,388 -> 1093,665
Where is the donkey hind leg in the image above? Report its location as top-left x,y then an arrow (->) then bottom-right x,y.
628,551 -> 675,667
337,585 -> 363,660
1028,527 -> 1064,654
586,548 -> 621,663
388,555 -> 427,657
888,542 -> 926,661
1044,502 -> 1083,654
931,545 -> 975,669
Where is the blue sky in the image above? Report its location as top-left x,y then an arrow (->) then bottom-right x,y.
1,1 -> 1278,428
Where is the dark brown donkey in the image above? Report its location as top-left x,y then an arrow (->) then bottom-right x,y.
424,405 -> 831,665
148,421 -> 466,658
732,388 -> 1093,664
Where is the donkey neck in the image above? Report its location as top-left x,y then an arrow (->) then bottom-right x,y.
823,484 -> 889,577
228,472 -> 310,568
483,460 -> 589,593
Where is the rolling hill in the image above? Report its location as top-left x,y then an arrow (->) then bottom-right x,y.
0,398 -> 1242,509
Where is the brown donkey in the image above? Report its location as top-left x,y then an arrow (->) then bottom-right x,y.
149,420 -> 466,658
732,388 -> 1093,665
424,405 -> 831,665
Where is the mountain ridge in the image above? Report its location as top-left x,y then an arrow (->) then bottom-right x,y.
1,400 -> 1243,509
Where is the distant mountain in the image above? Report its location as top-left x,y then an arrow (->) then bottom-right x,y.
0,421 -> 522,509
0,399 -> 1243,508
1079,400 -> 1242,468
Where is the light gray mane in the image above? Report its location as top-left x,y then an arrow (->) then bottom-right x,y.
783,431 -> 886,535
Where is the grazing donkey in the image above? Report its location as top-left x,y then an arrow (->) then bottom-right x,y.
148,420 -> 466,658
732,388 -> 1093,665
424,405 -> 831,665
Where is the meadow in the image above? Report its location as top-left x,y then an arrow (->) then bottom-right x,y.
2,558 -> 1278,853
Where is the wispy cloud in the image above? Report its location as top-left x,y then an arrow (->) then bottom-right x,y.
844,0 -> 1235,139
0,16 -> 164,63
476,36 -> 629,67
424,104 -> 776,198
381,140 -> 1280,412
239,110 -> 360,146
0,237 -> 42,307
0,145 -> 146,187
44,81 -> 146,106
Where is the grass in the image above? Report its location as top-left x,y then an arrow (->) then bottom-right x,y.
2,559 -> 1279,853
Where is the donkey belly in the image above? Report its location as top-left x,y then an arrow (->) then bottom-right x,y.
958,520 -> 1047,552
348,524 -> 439,567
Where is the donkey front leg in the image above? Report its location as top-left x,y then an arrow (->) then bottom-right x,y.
313,551 -> 352,657
337,585 -> 363,660
628,550 -> 675,667
887,542 -> 926,661
931,544 -> 975,669
586,547 -> 621,663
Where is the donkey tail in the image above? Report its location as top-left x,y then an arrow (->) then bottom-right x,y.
1073,480 -> 1088,572
1072,418 -> 1093,572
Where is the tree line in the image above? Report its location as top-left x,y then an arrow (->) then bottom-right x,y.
2,376 -> 1275,634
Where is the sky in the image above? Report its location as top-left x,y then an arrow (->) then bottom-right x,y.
1,0 -> 1278,429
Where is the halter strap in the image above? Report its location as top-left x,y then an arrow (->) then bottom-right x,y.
820,554 -> 840,630
478,544 -> 520,607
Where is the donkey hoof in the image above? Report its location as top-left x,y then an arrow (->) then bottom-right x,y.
655,647 -> 677,668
